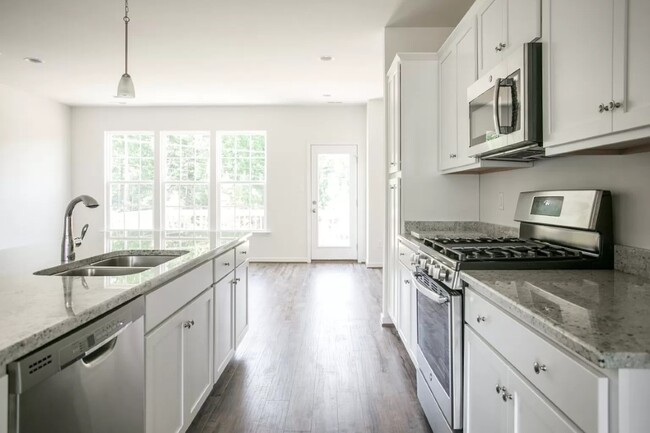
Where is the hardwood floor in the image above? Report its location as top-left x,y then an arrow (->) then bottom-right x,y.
188,262 -> 432,433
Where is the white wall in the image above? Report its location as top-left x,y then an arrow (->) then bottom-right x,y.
70,105 -> 367,262
384,27 -> 453,72
366,98 -> 385,267
0,84 -> 71,249
480,152 -> 650,250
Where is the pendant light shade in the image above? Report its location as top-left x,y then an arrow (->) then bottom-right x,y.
116,0 -> 135,98
117,73 -> 135,98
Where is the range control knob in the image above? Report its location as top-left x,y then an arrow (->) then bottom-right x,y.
419,258 -> 429,269
436,267 -> 449,281
426,263 -> 437,276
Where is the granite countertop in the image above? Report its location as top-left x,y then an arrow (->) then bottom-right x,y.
462,269 -> 650,369
0,230 -> 250,371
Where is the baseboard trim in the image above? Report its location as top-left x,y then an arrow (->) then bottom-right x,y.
366,262 -> 383,268
250,257 -> 310,263
380,312 -> 394,327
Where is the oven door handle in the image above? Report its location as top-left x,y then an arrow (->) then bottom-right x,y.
412,275 -> 449,304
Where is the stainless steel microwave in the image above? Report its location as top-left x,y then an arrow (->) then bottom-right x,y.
467,42 -> 543,161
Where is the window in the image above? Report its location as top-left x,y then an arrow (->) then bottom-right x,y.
161,132 -> 211,251
218,132 -> 267,231
106,132 -> 155,250
105,130 -> 267,251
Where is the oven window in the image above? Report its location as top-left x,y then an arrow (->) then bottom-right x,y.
417,291 -> 451,396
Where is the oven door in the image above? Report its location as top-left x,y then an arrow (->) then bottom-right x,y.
414,273 -> 463,430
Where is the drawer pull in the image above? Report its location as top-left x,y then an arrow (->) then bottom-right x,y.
429,373 -> 433,382
533,362 -> 547,374
240,251 -> 247,255
495,384 -> 502,394
223,262 -> 230,266
476,315 -> 487,323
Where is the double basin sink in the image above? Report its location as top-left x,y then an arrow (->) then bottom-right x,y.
35,251 -> 188,277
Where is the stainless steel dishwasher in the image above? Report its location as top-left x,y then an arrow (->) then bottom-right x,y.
8,297 -> 145,433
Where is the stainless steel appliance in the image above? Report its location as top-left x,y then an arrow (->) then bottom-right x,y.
412,190 -> 613,433
467,43 -> 542,161
8,297 -> 145,433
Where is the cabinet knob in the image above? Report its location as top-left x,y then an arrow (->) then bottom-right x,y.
533,361 -> 547,374
598,103 -> 610,113
183,320 -> 195,329
240,251 -> 247,255
495,384 -> 502,394
449,153 -> 457,158
502,392 -> 513,402
404,280 -> 411,285
609,100 -> 622,111
476,315 -> 487,323
223,262 -> 230,266
390,162 -> 396,166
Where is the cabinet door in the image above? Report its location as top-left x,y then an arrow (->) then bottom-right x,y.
478,0 -> 505,76
612,0 -> 650,132
392,66 -> 402,172
214,274 -> 234,380
146,311 -> 184,433
508,368 -> 581,433
504,0 -> 541,54
183,289 -> 214,425
464,327 -> 509,433
235,263 -> 249,347
0,375 -> 7,433
387,69 -> 401,173
544,0 -> 615,147
456,20 -> 479,166
439,47 -> 458,171
398,264 -> 412,348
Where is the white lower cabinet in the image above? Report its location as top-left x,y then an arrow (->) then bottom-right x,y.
234,262 -> 249,348
214,273 -> 235,380
465,327 -> 581,433
397,263 -> 412,351
146,288 -> 213,433
0,375 -> 7,433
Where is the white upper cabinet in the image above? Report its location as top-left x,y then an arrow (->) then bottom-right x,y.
612,0 -> 650,133
478,0 -> 541,76
439,47 -> 459,172
544,0 -> 650,154
387,63 -> 401,173
455,21 -> 479,165
543,0 -> 615,148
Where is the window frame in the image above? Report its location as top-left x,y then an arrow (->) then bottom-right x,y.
215,130 -> 268,232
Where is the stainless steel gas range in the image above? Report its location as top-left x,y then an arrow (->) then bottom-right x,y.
411,190 -> 613,433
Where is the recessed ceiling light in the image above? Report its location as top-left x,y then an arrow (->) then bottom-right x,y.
320,56 -> 334,62
323,94 -> 331,97
327,101 -> 343,104
23,57 -> 44,64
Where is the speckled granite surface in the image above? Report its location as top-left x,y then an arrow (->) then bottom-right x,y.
405,221 -> 519,239
0,231 -> 250,371
615,245 -> 650,279
462,269 -> 650,369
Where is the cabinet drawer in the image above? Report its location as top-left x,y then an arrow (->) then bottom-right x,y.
465,288 -> 608,433
145,262 -> 213,333
235,240 -> 250,267
398,240 -> 417,270
213,250 -> 235,283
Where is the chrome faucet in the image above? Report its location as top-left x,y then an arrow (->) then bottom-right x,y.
61,195 -> 99,263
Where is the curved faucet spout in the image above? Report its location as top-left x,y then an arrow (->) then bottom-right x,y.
62,195 -> 100,263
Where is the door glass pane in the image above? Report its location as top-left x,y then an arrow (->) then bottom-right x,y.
317,154 -> 350,247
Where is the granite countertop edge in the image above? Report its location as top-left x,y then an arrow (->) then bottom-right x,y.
461,271 -> 650,370
0,233 -> 251,371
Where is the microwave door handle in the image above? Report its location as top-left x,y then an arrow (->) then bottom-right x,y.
493,78 -> 502,134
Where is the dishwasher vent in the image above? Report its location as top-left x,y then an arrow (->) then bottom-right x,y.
28,354 -> 52,374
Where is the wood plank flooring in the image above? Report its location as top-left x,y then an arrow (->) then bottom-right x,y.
188,262 -> 432,433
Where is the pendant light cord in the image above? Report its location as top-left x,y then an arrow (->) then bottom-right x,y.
124,0 -> 130,74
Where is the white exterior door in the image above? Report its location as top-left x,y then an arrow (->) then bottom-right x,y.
310,145 -> 358,260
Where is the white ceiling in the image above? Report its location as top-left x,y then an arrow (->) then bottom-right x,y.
0,0 -> 472,106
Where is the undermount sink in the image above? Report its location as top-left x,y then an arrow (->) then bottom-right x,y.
34,250 -> 189,277
91,255 -> 179,268
56,266 -> 148,277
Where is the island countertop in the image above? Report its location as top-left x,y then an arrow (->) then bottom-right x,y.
461,269 -> 650,369
0,231 -> 250,371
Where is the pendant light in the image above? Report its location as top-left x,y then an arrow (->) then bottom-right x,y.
116,0 -> 135,98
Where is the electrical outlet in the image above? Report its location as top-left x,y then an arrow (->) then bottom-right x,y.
498,192 -> 505,211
